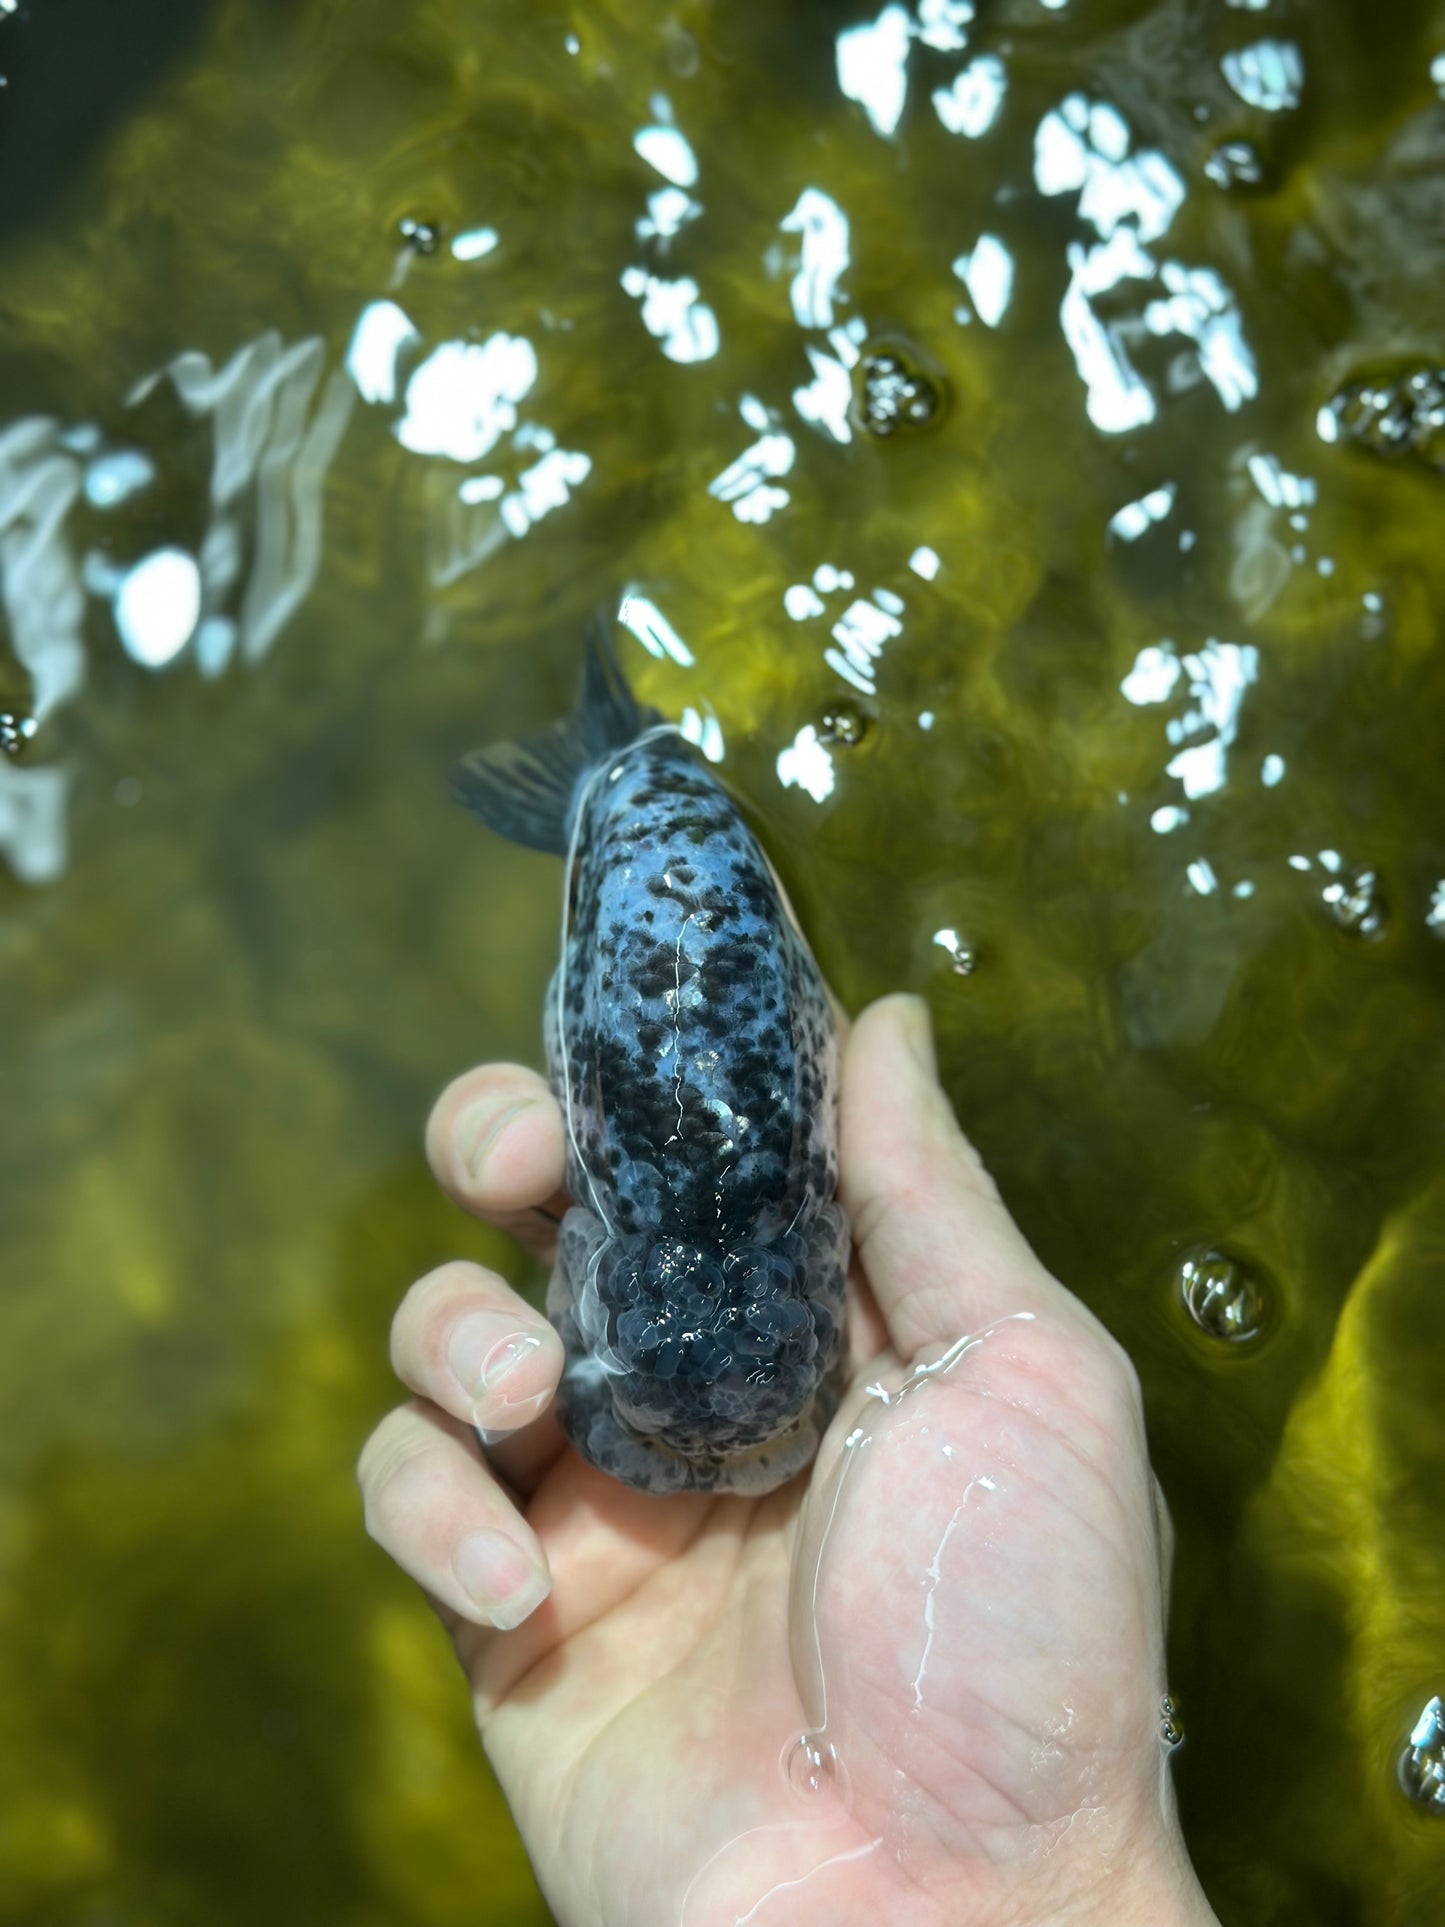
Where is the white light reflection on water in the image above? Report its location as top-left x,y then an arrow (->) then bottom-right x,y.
1121,644 -> 1183,706
1168,642 -> 1259,799
397,334 -> 536,461
793,347 -> 854,443
777,725 -> 836,804
636,186 -> 699,244
0,419 -> 86,729
450,226 -> 498,262
131,333 -> 354,669
633,124 -> 699,188
497,447 -> 592,540
114,549 -> 202,668
827,595 -> 903,695
1222,40 -> 1304,112
1035,93 -> 1255,432
933,55 -> 1005,138
1144,264 -> 1257,413
915,0 -> 974,52
1110,483 -> 1176,542
619,267 -> 720,362
0,759 -> 67,884
836,5 -> 913,137
618,590 -> 695,669
780,189 -> 851,331
84,449 -> 155,509
837,3 -> 979,138
954,234 -> 1013,326
709,397 -> 794,523
346,299 -> 420,405
679,706 -> 724,764
1247,452 -> 1316,512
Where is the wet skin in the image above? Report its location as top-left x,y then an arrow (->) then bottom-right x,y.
358,997 -> 1222,1927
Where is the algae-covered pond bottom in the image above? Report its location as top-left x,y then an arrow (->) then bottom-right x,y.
0,0 -> 1443,1920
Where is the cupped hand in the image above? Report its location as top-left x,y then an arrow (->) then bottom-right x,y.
357,997 -> 1219,1927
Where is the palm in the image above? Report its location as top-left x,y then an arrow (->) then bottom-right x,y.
474,1305 -> 1166,1927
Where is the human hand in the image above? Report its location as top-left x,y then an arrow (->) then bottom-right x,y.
358,996 -> 1219,1927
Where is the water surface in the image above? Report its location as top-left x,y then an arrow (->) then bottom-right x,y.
1,0 -> 1443,1920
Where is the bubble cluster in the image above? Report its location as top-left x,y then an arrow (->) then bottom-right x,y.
855,346 -> 941,438
1322,867 -> 1386,940
0,703 -> 37,758
1397,1695 -> 1445,1814
818,699 -> 870,747
1321,367 -> 1445,472
599,1228 -> 842,1456
1178,1248 -> 1265,1342
398,215 -> 442,255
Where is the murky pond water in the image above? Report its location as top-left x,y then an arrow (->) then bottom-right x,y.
2,0 -> 1443,1919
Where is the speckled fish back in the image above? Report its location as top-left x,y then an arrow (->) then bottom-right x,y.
544,735 -> 848,1494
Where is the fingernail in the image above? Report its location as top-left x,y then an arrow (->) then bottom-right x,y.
453,1529 -> 552,1630
448,1313 -> 547,1405
455,1096 -> 534,1183
895,994 -> 937,1078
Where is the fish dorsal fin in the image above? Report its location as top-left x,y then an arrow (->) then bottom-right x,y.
449,611 -> 662,856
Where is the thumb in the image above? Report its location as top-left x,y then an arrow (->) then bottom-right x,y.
837,995 -> 1069,1360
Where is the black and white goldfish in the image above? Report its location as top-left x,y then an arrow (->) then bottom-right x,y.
451,623 -> 848,1494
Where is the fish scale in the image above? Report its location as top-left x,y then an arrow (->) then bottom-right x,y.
452,625 -> 849,1493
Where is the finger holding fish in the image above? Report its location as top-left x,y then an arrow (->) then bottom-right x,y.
426,1063 -> 570,1260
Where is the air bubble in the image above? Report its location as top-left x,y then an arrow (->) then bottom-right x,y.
1204,139 -> 1266,190
1322,867 -> 1386,939
1159,1694 -> 1186,1748
399,216 -> 442,255
0,703 -> 37,758
855,346 -> 942,439
932,927 -> 977,975
1321,367 -> 1445,473
818,701 -> 870,748
1178,1248 -> 1264,1342
784,1733 -> 847,1798
1398,1695 -> 1445,1813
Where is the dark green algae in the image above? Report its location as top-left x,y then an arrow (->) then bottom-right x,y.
1,0 -> 1443,1920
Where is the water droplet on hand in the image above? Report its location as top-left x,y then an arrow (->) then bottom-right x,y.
855,345 -> 943,439
1159,1694 -> 1186,1748
1397,1695 -> 1445,1814
1322,867 -> 1386,939
785,1733 -> 847,1798
1178,1248 -> 1264,1342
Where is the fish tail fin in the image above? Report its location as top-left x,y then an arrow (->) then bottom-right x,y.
449,608 -> 661,855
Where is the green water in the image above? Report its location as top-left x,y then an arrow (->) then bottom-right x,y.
1,0 -> 1443,1919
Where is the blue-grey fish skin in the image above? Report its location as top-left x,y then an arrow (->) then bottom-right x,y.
544,735 -> 848,1494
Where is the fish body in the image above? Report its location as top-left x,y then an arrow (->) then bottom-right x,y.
452,626 -> 847,1494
